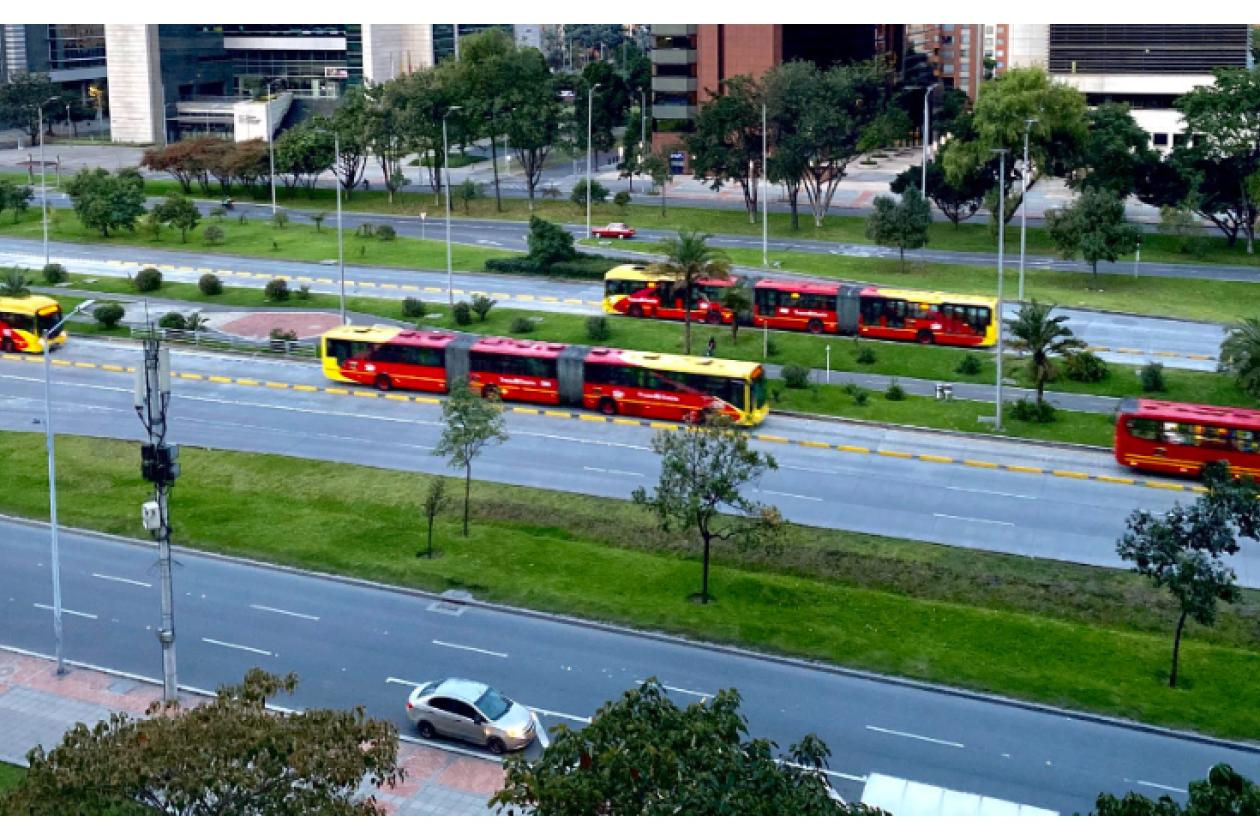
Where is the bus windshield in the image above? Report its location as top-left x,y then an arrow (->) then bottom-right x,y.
37,307 -> 63,338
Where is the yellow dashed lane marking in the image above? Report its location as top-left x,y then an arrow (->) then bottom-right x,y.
1052,470 -> 1089,480
385,393 -> 410,402
1006,464 -> 1043,474
323,387 -> 349,395
757,434 -> 789,443
1145,480 -> 1187,491
235,378 -> 260,386
292,384 -> 317,392
799,440 -> 831,449
264,381 -> 289,389
51,359 -> 70,367
73,362 -> 97,369
878,449 -> 912,459
918,454 -> 953,464
413,396 -> 441,405
650,422 -> 677,430
964,459 -> 998,469
208,375 -> 232,383
101,364 -> 125,372
612,418 -> 640,426
1096,475 -> 1135,485
579,414 -> 605,423
178,372 -> 203,380
837,444 -> 870,454
352,391 -> 378,398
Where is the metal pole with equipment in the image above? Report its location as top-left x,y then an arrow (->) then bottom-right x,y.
1018,118 -> 1038,301
922,83 -> 938,197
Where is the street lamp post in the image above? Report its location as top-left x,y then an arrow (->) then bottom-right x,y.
43,298 -> 95,675
267,83 -> 277,218
762,100 -> 769,267
1018,118 -> 1038,301
992,148 -> 1009,431
922,83 -> 938,197
334,131 -> 346,323
586,82 -> 602,240
443,106 -> 462,306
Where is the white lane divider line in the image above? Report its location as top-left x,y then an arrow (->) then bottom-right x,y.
1129,778 -> 1188,794
386,677 -> 425,688
932,513 -> 1015,527
91,572 -> 152,588
34,603 -> 97,620
865,725 -> 964,749
250,604 -> 320,621
779,760 -> 868,783
202,637 -> 275,657
432,639 -> 509,658
528,706 -> 592,724
583,466 -> 645,477
945,486 -> 1036,500
762,490 -> 824,502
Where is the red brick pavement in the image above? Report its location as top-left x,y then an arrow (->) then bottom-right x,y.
217,311 -> 343,340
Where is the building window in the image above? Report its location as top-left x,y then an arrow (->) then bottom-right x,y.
1153,132 -> 1169,146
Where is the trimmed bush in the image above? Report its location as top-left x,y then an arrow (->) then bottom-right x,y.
851,388 -> 870,406
855,344 -> 877,365
471,294 -> 496,322
264,279 -> 290,301
133,267 -> 163,293
295,284 -> 311,301
1064,350 -> 1109,383
376,224 -> 396,241
484,257 -> 542,274
93,302 -> 125,328
765,337 -> 780,357
509,316 -> 536,334
571,179 -> 609,208
1140,361 -> 1166,393
269,328 -> 298,342
198,273 -> 222,296
452,301 -> 472,326
956,353 -> 983,376
203,224 -> 225,245
613,190 -> 631,209
885,380 -> 906,400
782,363 -> 811,389
1009,398 -> 1057,423
158,312 -> 187,330
585,316 -> 611,342
402,297 -> 427,318
42,263 -> 68,285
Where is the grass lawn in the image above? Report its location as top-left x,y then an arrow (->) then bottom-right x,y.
1,431 -> 1257,741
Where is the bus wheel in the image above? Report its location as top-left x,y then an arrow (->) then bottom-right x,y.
598,397 -> 618,416
706,310 -> 722,325
374,374 -> 393,391
807,319 -> 823,335
482,385 -> 501,401
0,338 -> 13,353
916,330 -> 934,345
628,304 -> 644,318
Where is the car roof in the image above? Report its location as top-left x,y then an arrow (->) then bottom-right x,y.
433,678 -> 490,703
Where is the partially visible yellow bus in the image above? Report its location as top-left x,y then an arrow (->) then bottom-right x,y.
0,295 -> 65,354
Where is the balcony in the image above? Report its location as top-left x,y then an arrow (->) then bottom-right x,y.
652,76 -> 698,93
653,25 -> 697,37
652,103 -> 697,121
653,48 -> 697,66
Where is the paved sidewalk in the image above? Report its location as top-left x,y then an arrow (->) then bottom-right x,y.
0,648 -> 504,815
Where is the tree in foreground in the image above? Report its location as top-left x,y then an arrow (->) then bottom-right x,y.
864,187 -> 931,269
0,181 -> 35,222
641,153 -> 672,217
1093,764 -> 1260,815
632,417 -> 782,604
1,669 -> 402,815
1006,300 -> 1085,404
418,475 -> 449,558
891,156 -> 991,227
434,379 -> 509,536
1115,462 -> 1258,688
490,678 -> 875,815
720,284 -> 752,342
1044,187 -> 1139,284
647,231 -> 731,356
66,167 -> 146,238
153,193 -> 201,243
1218,317 -> 1260,399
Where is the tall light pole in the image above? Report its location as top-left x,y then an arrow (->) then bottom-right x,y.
762,100 -> 769,267
922,83 -> 939,197
586,82 -> 602,240
1018,118 -> 1038,301
43,298 -> 94,675
443,105 -> 462,306
334,131 -> 346,323
992,148 -> 1009,431
267,82 -> 277,218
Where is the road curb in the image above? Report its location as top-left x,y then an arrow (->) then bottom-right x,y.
3,513 -> 1256,757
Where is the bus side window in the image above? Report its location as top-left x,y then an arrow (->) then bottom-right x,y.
1126,418 -> 1159,441
1232,429 -> 1260,454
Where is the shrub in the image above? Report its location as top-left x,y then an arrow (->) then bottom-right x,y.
956,353 -> 983,376
1063,350 -> 1109,383
526,216 -> 577,266
203,224 -> 224,245
855,343 -> 877,365
272,209 -> 289,229
571,178 -> 609,208
509,316 -> 536,334
269,327 -> 298,342
585,316 -> 611,342
765,337 -> 780,357
264,279 -> 290,301
376,224 -> 396,241
403,297 -> 427,318
93,302 -> 124,328
295,284 -> 311,301
1009,397 -> 1057,423
484,257 -> 543,274
471,294 -> 496,322
42,263 -> 68,285
1140,361 -> 1166,393
613,190 -> 631,209
452,301 -> 472,326
782,363 -> 811,389
885,379 -> 906,400
133,267 -> 162,293
158,312 -> 187,330
198,273 -> 222,295
851,388 -> 870,406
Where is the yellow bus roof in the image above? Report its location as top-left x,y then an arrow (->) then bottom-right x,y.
321,324 -> 403,343
0,294 -> 61,316
604,264 -> 661,281
613,348 -> 763,380
878,288 -> 997,307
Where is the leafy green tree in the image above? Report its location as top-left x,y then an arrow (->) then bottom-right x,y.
1157,204 -> 1207,257
390,65 -> 461,202
0,669 -> 402,815
1218,317 -> 1260,399
504,50 -> 562,210
865,187 -> 931,269
325,91 -> 372,197
647,231 -> 732,355
570,178 -> 608,208
632,417 -> 783,604
1116,462 -> 1258,688
642,153 -> 672,217
66,167 -> 146,237
686,75 -> 764,223
451,28 -> 518,211
142,139 -> 208,195
858,107 -> 912,155
0,181 -> 34,222
1144,149 -> 1256,249
891,156 -> 991,227
1044,188 -> 1140,283
418,476 -> 449,558
491,678 -> 871,815
360,80 -> 409,205
720,284 -> 752,342
526,216 -> 576,266
153,193 -> 201,243
1093,764 -> 1260,815
458,178 -> 484,213
471,293 -> 496,322
273,123 -> 336,195
1006,300 -> 1086,404
1070,103 -> 1159,199
434,379 -> 509,537
0,72 -> 62,144
574,61 -> 631,157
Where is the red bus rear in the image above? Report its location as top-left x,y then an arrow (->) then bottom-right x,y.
1114,398 -> 1260,478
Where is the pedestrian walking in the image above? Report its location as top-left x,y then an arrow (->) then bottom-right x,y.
706,336 -> 716,357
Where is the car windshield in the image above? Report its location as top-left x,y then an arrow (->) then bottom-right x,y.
474,687 -> 513,721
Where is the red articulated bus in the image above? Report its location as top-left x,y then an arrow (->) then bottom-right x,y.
603,264 -> 736,324
1114,398 -> 1260,478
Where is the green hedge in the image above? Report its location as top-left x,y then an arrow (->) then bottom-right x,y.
484,254 -> 645,281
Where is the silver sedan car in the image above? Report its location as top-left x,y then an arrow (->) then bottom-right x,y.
405,678 -> 538,754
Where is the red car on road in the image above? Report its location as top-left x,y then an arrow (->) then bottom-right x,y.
592,222 -> 636,239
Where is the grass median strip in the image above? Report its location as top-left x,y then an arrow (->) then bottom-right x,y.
0,431 -> 1256,740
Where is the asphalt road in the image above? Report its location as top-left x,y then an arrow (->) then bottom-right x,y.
3,518 -> 1258,815
0,234 -> 1228,372
4,341 -> 1258,587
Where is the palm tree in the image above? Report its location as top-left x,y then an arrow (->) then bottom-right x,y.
0,267 -> 31,298
720,284 -> 752,342
648,231 -> 731,355
1006,299 -> 1085,404
1220,317 -> 1260,400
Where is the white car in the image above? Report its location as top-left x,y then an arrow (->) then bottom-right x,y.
405,678 -> 538,754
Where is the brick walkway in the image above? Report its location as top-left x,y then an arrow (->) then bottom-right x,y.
0,648 -> 504,815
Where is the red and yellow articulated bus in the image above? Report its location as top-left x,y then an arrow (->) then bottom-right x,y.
603,265 -> 997,348
0,295 -> 66,354
320,325 -> 770,426
1115,398 -> 1260,479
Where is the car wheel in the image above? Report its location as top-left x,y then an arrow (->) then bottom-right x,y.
487,736 -> 506,756
628,304 -> 644,318
598,397 -> 618,416
417,720 -> 436,739
375,374 -> 392,391
482,384 -> 501,400
807,319 -> 823,335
